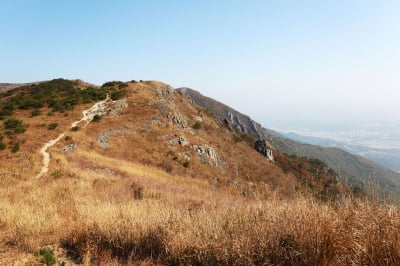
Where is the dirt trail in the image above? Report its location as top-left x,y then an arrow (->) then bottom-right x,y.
36,98 -> 109,178
71,97 -> 109,128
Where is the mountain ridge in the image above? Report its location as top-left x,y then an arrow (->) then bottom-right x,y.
1,79 -> 400,264
177,87 -> 400,196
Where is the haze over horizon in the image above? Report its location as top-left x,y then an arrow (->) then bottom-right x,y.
1,0 -> 399,130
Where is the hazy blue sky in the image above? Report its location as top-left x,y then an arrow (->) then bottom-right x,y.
1,1 -> 399,129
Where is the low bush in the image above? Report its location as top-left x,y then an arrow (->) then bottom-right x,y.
30,109 -> 41,117
11,142 -> 20,153
110,89 -> 127,100
92,114 -> 102,122
0,142 -> 6,150
48,123 -> 58,130
192,122 -> 201,130
34,248 -> 56,265
4,118 -> 25,134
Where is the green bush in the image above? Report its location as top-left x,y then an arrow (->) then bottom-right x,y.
11,142 -> 20,153
64,136 -> 72,141
110,89 -> 127,100
183,161 -> 190,168
48,123 -> 58,130
4,118 -> 23,129
71,126 -> 80,131
3,118 -> 25,134
92,114 -> 102,122
0,142 -> 6,150
192,122 -> 201,130
30,109 -> 42,117
101,80 -> 128,88
0,79 -> 107,117
34,248 -> 56,265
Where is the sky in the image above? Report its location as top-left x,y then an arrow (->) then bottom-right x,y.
1,0 -> 400,130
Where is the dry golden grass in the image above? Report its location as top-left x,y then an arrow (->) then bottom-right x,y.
2,167 -> 400,265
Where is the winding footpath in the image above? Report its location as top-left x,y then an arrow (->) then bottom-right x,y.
36,98 -> 109,178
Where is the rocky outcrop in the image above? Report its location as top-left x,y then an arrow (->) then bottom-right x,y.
254,139 -> 274,161
97,129 -> 134,149
192,145 -> 224,167
168,134 -> 189,146
109,99 -> 128,117
154,84 -> 174,96
62,144 -> 75,152
171,114 -> 188,130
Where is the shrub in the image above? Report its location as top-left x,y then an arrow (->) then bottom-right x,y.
11,142 -> 20,153
34,248 -> 56,265
0,142 -> 6,150
192,122 -> 201,130
30,109 -> 41,117
183,161 -> 190,168
51,169 -> 63,179
110,89 -> 127,100
4,118 -> 25,134
48,123 -> 58,130
64,136 -> 72,141
101,80 -> 127,88
71,126 -> 80,131
92,114 -> 102,122
4,118 -> 23,129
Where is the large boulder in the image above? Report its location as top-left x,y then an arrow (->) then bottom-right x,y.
254,139 -> 274,161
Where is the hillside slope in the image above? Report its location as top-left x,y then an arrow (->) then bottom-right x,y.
1,80 -> 400,265
177,87 -> 400,197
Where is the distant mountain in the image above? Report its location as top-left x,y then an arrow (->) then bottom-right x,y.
281,131 -> 400,173
0,83 -> 33,93
177,87 -> 400,196
0,80 -> 96,93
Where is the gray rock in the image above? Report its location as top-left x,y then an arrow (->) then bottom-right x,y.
182,152 -> 191,160
154,84 -> 174,96
97,129 -> 134,149
62,144 -> 75,152
254,139 -> 274,161
168,134 -> 189,146
171,114 -> 188,130
192,145 -> 224,167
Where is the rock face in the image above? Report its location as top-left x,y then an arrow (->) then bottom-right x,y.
192,145 -> 224,167
254,140 -> 274,161
154,84 -> 174,96
171,114 -> 188,130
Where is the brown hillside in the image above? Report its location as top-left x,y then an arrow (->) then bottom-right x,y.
1,80 -> 400,265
